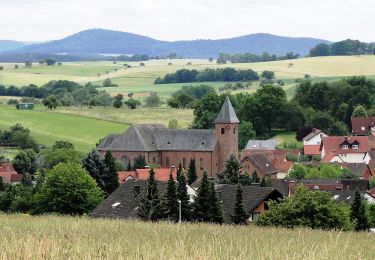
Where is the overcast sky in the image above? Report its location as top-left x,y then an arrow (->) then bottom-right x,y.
1,0 -> 374,42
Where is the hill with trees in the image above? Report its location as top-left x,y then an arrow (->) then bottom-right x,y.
0,40 -> 27,52
11,29 -> 329,58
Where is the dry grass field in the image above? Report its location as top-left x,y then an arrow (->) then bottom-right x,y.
0,214 -> 374,259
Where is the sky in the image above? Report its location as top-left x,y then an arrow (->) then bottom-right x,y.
1,0 -> 374,42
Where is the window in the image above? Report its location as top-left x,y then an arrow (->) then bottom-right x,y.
251,212 -> 260,221
361,127 -> 366,131
133,185 -> 140,197
112,202 -> 121,209
352,145 -> 359,149
182,158 -> 187,169
200,158 -> 204,170
221,128 -> 225,134
166,157 -> 170,167
342,145 -> 348,149
153,157 -> 156,164
233,128 -> 236,134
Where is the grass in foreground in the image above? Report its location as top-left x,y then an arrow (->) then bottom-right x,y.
0,105 -> 127,153
0,214 -> 374,259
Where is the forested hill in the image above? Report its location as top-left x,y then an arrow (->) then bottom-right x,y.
0,40 -> 27,52
14,29 -> 329,58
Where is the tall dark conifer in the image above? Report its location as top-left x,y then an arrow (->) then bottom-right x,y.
217,154 -> 240,184
192,171 -> 210,221
162,171 -> 178,221
350,190 -> 369,231
207,182 -> 224,224
187,158 -> 197,185
177,164 -> 191,220
82,150 -> 107,192
231,185 -> 249,224
103,151 -> 119,195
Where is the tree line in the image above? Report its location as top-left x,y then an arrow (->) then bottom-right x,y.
154,68 -> 260,84
309,39 -> 375,57
216,52 -> 300,64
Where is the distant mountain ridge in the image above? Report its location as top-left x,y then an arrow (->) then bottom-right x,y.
10,29 -> 330,58
0,40 -> 27,52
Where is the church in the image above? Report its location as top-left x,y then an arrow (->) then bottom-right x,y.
97,96 -> 239,177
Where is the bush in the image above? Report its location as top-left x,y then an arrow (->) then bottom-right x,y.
7,99 -> 19,105
144,92 -> 161,107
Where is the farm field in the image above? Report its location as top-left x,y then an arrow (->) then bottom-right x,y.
1,56 -> 375,101
0,214 -> 374,259
0,105 -> 127,153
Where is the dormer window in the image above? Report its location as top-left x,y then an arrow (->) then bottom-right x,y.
342,145 -> 348,149
352,145 -> 359,149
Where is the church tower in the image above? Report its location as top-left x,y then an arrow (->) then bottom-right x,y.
214,96 -> 239,172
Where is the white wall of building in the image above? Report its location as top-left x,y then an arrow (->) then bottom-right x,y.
303,132 -> 328,145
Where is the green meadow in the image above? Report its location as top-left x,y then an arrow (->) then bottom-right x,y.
0,105 -> 127,153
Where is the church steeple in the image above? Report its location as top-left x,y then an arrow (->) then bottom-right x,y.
214,96 -> 240,124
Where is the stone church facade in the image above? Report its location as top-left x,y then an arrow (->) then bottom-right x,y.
97,97 -> 239,177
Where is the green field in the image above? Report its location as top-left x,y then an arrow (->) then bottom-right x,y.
0,214 -> 374,259
0,105 -> 127,153
2,56 -> 375,101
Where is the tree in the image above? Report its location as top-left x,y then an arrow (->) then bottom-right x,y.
44,148 -> 81,169
133,155 -> 147,169
113,94 -> 124,108
103,151 -> 120,195
52,140 -> 74,150
207,182 -> 224,224
14,64 -> 19,69
350,190 -> 369,231
25,61 -> 32,68
144,92 -> 161,107
176,165 -> 191,221
251,170 -> 260,183
257,186 -> 352,230
217,154 -> 241,184
162,172 -> 178,221
82,150 -> 108,193
168,119 -> 179,129
124,98 -> 141,109
35,163 -> 103,215
137,168 -> 162,221
12,149 -> 37,175
42,95 -> 60,109
261,70 -> 275,80
231,185 -> 249,224
192,171 -> 210,222
352,105 -> 368,118
238,121 -> 256,149
103,78 -> 114,88
45,59 -> 56,66
186,158 -> 197,185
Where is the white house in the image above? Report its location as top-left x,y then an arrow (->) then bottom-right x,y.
303,129 -> 328,145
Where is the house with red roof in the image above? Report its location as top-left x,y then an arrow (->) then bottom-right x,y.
303,128 -> 328,145
320,136 -> 371,164
118,167 -> 177,184
0,163 -> 23,184
351,116 -> 375,135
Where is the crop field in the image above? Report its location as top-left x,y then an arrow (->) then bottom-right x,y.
2,56 -> 375,101
0,214 -> 374,259
0,105 -> 127,153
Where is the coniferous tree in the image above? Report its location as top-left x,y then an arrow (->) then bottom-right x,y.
126,161 -> 132,171
162,171 -> 179,221
260,177 -> 267,187
103,151 -> 119,195
350,190 -> 369,231
192,171 -> 210,221
207,182 -> 224,224
177,164 -> 191,220
137,168 -> 162,221
231,185 -> 249,224
217,154 -> 240,184
82,150 -> 107,192
187,158 -> 197,185
133,155 -> 146,169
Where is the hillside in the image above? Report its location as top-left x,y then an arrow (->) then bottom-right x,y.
15,29 -> 329,58
0,40 -> 26,52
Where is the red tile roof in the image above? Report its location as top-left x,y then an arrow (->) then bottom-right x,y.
321,136 -> 370,162
0,163 -> 17,173
272,157 -> 292,173
0,163 -> 22,183
303,145 -> 321,156
118,168 -> 178,183
351,117 -> 375,134
241,149 -> 300,160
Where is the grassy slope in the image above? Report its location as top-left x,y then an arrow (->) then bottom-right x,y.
0,214 -> 374,259
0,105 -> 127,153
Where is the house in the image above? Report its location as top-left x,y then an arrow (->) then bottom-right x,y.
340,163 -> 372,180
90,179 -> 196,219
241,154 -> 278,179
98,97 -> 239,178
303,128 -> 328,145
245,140 -> 277,150
351,116 -> 375,135
216,184 -> 283,222
118,167 -> 177,184
0,163 -> 23,184
320,136 -> 370,164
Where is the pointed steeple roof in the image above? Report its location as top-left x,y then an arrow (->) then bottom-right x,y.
214,96 -> 240,124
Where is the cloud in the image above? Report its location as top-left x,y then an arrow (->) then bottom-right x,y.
0,0 -> 374,42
